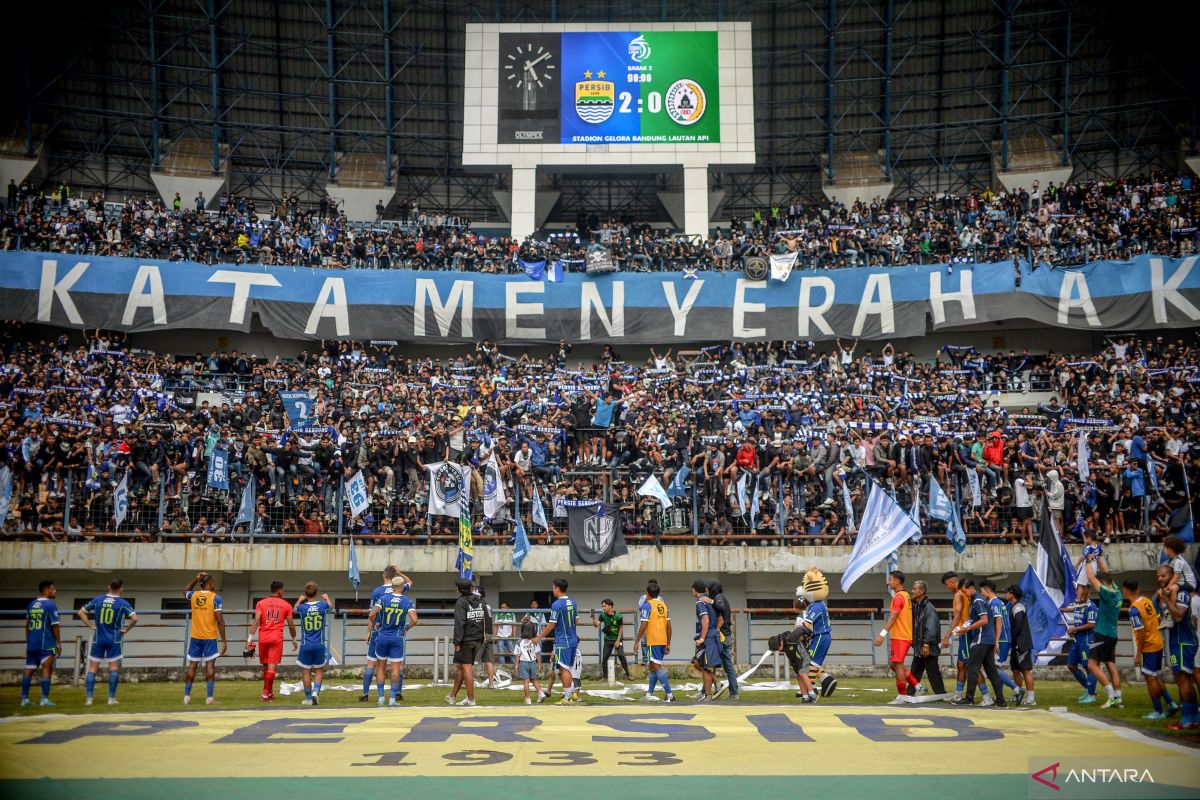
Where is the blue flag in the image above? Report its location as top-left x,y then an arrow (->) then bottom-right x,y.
1018,563 -> 1068,663
0,465 -> 12,522
280,391 -> 313,428
750,475 -> 761,523
348,534 -> 361,595
521,259 -> 547,280
928,476 -> 966,553
841,484 -> 923,592
234,474 -> 256,530
531,482 -> 548,531
908,484 -> 922,543
207,447 -> 229,490
512,516 -> 531,572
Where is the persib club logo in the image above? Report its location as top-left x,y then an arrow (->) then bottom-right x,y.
665,79 -> 706,125
628,35 -> 651,62
433,463 -> 463,506
575,71 -> 614,124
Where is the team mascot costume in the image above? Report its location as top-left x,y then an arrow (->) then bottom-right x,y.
796,566 -> 837,697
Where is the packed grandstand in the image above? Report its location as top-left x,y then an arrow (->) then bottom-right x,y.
0,314 -> 1193,549
4,171 -> 1198,272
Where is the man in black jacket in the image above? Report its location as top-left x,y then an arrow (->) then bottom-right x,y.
707,580 -> 739,699
1005,585 -> 1036,706
909,580 -> 945,696
447,579 -> 486,707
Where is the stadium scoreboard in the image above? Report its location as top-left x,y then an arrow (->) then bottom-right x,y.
463,22 -> 755,169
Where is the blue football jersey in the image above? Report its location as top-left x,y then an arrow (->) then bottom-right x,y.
1168,589 -> 1197,650
695,596 -> 718,639
988,596 -> 1011,644
26,598 -> 60,651
373,592 -> 414,637
296,599 -> 331,646
804,600 -> 831,636
82,594 -> 135,646
549,596 -> 578,647
968,596 -> 995,647
369,582 -> 409,632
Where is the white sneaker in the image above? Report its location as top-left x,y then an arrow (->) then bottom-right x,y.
85,697 -> 93,706
981,696 -> 995,707
536,692 -> 546,704
183,696 -> 191,705
1021,696 -> 1036,706
457,698 -> 476,707
107,698 -> 119,705
524,697 -> 532,704
445,694 -> 456,705
301,698 -> 313,706
915,683 -> 928,696
205,697 -> 217,705
949,692 -> 964,702
888,695 -> 909,705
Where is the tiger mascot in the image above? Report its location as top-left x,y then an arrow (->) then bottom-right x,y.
795,566 -> 837,697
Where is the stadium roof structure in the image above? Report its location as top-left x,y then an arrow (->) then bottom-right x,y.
1,0 -> 1194,226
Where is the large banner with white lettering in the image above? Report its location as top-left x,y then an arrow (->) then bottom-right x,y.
1,253 -> 1196,343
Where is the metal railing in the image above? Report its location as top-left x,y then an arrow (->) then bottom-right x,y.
5,461 -> 1132,546
1,605 -> 1124,680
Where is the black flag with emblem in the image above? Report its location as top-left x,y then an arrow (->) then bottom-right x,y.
567,501 -> 628,564
584,245 -> 617,275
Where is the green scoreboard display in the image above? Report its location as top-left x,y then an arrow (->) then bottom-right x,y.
497,31 -> 720,145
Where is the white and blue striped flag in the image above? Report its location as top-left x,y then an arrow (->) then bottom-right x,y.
841,484 -> 922,592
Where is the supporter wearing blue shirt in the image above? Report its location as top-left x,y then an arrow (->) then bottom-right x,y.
78,579 -> 138,705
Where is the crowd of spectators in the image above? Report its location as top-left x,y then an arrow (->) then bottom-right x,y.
3,171 -> 1198,272
0,323 -> 1194,550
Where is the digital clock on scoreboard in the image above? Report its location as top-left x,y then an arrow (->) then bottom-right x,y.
495,31 -> 720,145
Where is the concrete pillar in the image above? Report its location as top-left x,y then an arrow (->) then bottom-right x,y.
510,166 -> 537,240
1185,155 -> 1200,178
683,165 -> 710,238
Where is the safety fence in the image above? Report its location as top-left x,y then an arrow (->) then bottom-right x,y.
5,461 -> 1088,547
1,606 -> 1123,683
